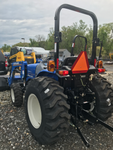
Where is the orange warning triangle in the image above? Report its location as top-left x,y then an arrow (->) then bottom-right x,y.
71,51 -> 89,74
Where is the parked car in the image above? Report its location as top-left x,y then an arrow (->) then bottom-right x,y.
0,51 -> 9,91
0,51 -> 8,75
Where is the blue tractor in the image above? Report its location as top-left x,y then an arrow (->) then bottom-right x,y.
8,4 -> 113,147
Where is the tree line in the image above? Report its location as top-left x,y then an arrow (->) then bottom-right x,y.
1,20 -> 113,58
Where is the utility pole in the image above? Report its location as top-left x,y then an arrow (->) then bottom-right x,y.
21,38 -> 25,47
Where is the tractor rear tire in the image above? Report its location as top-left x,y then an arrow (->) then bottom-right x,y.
90,74 -> 113,121
10,83 -> 23,107
25,77 -> 70,145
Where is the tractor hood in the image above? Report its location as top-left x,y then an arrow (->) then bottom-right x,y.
27,63 -> 38,78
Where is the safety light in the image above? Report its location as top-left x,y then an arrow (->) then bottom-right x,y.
47,60 -> 55,72
97,60 -> 103,68
59,70 -> 69,76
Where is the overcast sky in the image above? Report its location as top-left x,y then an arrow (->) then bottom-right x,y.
0,0 -> 113,48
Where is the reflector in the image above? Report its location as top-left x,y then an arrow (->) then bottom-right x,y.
71,51 -> 89,74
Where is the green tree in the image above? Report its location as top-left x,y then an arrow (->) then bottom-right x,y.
4,20 -> 112,59
60,20 -> 88,55
2,44 -> 11,52
86,25 -> 93,57
98,23 -> 113,56
36,35 -> 46,48
12,42 -> 29,47
29,35 -> 46,49
29,38 -> 38,47
46,28 -> 54,50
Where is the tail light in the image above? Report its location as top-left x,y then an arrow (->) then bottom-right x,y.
58,70 -> 69,76
47,60 -> 55,72
98,68 -> 105,73
5,60 -> 8,67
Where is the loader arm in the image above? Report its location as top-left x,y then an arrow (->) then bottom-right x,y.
31,52 -> 36,63
9,51 -> 25,62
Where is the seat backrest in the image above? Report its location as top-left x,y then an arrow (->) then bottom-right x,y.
62,56 -> 78,67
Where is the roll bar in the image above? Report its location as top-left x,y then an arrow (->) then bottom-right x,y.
54,4 -> 99,68
71,35 -> 87,56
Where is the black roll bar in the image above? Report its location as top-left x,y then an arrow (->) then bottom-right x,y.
54,4 -> 98,67
71,35 -> 87,56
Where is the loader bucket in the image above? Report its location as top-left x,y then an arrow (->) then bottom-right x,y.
0,77 -> 10,91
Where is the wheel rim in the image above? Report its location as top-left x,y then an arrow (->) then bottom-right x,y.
11,88 -> 15,103
27,94 -> 42,129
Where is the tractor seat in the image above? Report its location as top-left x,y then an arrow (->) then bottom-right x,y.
62,56 -> 92,67
61,56 -> 96,74
62,56 -> 78,67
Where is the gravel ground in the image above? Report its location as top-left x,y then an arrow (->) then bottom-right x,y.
1,73 -> 113,150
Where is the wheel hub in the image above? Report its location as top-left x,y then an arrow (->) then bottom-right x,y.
27,94 -> 42,129
11,88 -> 15,103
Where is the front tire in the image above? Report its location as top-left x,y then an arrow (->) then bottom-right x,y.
25,77 -> 70,145
10,83 -> 23,107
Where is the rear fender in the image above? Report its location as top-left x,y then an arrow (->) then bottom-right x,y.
37,70 -> 58,81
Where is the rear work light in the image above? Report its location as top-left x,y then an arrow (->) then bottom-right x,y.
47,60 -> 55,72
58,70 -> 69,76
